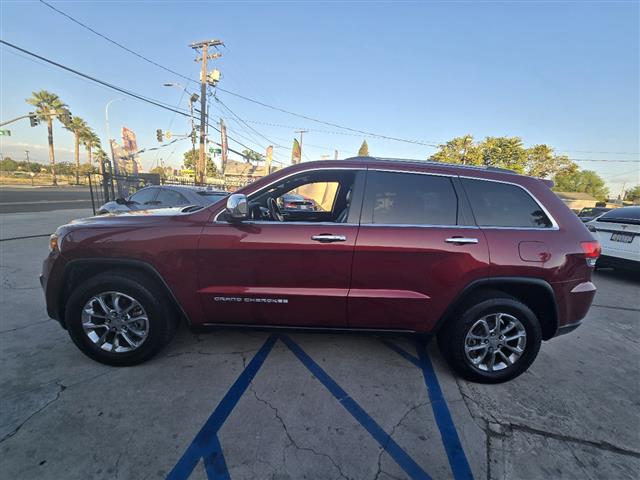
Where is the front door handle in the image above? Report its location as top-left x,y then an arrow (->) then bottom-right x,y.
311,234 -> 347,243
445,237 -> 479,245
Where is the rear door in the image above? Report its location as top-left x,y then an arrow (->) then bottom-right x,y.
348,169 -> 490,332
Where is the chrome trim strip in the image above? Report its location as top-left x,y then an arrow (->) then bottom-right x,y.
359,223 -> 479,229
458,175 -> 560,230
445,237 -> 479,244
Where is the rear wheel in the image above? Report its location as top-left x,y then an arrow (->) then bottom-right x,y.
438,291 -> 542,383
65,271 -> 177,366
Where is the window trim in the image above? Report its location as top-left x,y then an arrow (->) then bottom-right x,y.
459,176 -> 559,230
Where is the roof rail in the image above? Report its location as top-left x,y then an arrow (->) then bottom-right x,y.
345,156 -> 516,174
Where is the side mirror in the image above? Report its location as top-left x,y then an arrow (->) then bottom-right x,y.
115,197 -> 127,205
226,194 -> 248,220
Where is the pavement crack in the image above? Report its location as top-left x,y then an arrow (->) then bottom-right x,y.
506,422 -> 640,459
373,401 -> 429,480
250,387 -> 349,480
0,382 -> 66,444
115,431 -> 135,479
165,348 -> 258,358
0,319 -> 52,334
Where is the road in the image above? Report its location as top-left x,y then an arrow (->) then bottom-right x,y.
0,186 -> 93,213
0,208 -> 638,479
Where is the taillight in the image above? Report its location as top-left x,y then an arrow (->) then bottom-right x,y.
581,241 -> 601,267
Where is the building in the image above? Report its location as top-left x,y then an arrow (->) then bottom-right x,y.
223,160 -> 276,191
554,191 -> 599,212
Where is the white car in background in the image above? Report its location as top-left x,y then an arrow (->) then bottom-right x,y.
587,206 -> 640,271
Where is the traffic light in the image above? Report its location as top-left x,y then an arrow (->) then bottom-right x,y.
59,110 -> 72,124
156,129 -> 163,142
29,113 -> 39,127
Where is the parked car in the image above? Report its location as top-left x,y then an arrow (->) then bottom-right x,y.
278,193 -> 316,211
577,206 -> 611,223
41,157 -> 599,383
97,185 -> 228,214
586,206 -> 640,271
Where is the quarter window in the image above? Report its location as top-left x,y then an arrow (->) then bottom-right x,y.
364,171 -> 459,225
461,178 -> 552,228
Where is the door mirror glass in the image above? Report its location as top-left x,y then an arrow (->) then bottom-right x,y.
226,194 -> 248,220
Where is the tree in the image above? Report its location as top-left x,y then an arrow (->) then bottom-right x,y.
94,148 -> 109,175
81,128 -> 101,166
524,144 -> 575,178
625,185 -> 640,203
480,136 -> 527,173
64,116 -> 88,184
553,169 -> 609,201
241,149 -> 265,165
0,157 -> 18,172
430,134 -> 481,165
149,166 -> 167,180
358,140 -> 370,157
183,149 -> 217,176
26,90 -> 68,185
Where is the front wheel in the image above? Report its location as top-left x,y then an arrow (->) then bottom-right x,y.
65,271 -> 177,366
438,292 -> 542,383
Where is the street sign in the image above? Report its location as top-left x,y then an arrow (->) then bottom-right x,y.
209,147 -> 222,154
165,131 -> 172,140
0,130 -> 11,136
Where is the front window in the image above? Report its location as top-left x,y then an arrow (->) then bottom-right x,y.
242,170 -> 358,223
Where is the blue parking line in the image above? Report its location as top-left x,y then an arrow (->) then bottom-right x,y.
203,436 -> 230,480
166,334 -> 278,480
280,335 -> 432,480
382,340 -> 474,480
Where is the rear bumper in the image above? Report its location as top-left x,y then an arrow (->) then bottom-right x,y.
597,255 -> 640,271
551,280 -> 596,338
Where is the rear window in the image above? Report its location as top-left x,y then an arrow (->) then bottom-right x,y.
598,207 -> 640,225
462,178 -> 552,228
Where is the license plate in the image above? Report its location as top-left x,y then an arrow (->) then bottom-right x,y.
611,232 -> 634,243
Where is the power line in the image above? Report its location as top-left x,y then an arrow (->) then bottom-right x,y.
0,40 -> 260,159
36,1 -> 440,148
39,0 -> 197,86
36,0 -> 640,158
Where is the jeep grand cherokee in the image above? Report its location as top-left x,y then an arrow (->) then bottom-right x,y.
41,157 -> 600,383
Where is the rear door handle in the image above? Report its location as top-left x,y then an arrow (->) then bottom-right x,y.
445,237 -> 479,245
311,234 -> 347,243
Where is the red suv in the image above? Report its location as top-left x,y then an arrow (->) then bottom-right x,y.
41,157 -> 600,383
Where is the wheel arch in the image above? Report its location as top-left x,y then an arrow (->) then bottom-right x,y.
57,258 -> 189,328
437,277 -> 558,340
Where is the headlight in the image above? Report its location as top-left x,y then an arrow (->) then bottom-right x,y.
49,233 -> 59,252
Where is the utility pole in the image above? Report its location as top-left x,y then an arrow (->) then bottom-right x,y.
190,39 -> 223,184
295,130 -> 308,161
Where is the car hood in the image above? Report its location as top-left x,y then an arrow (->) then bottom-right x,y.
59,206 -> 206,231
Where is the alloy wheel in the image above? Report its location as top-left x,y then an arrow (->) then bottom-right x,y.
464,312 -> 527,372
81,291 -> 149,353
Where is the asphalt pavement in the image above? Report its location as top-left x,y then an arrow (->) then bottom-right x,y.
0,186 -> 93,213
0,208 -> 638,479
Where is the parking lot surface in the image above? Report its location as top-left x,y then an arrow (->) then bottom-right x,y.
1,209 -> 639,479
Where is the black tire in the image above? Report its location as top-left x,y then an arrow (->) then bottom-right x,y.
437,290 -> 542,383
65,270 -> 178,366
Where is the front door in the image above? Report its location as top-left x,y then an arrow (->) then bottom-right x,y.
348,169 -> 490,332
197,169 -> 364,327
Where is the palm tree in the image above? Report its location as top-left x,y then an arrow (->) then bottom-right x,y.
26,90 -> 68,186
81,128 -> 101,166
64,116 -> 88,185
94,148 -> 109,175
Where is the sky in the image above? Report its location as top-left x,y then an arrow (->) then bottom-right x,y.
1,0 -> 638,195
